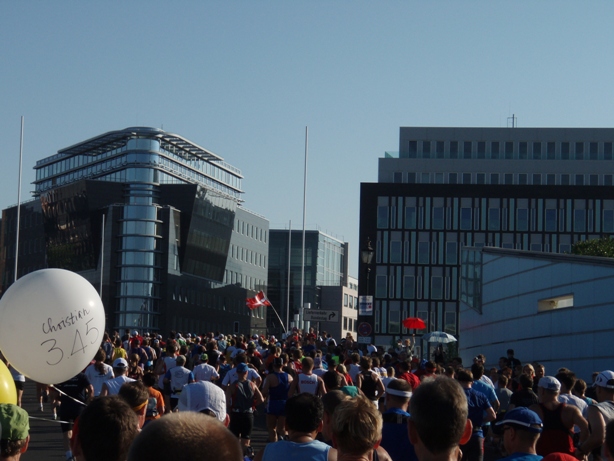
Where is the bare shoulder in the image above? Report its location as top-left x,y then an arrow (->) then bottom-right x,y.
376,446 -> 393,461
327,446 -> 338,461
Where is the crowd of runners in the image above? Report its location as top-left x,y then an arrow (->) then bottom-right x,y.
2,328 -> 614,461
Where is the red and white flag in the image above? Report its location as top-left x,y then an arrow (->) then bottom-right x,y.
246,291 -> 272,310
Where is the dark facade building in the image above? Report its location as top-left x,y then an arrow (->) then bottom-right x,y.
0,127 -> 268,336
359,127 -> 614,353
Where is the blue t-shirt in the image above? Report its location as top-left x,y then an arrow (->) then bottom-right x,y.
262,439 -> 330,461
498,452 -> 543,461
472,379 -> 498,426
381,408 -> 418,461
464,387 -> 492,438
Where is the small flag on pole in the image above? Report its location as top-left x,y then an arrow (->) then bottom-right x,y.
246,291 -> 272,310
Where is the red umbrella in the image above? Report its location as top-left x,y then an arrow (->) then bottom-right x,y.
402,317 -> 426,330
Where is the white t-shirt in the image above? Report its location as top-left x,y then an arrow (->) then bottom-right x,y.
193,363 -> 220,382
222,367 -> 261,386
157,355 -> 178,389
85,363 -> 114,396
297,373 -> 319,395
348,364 -> 361,383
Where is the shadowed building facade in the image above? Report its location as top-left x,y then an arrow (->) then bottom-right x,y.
359,127 -> 614,352
0,127 -> 268,336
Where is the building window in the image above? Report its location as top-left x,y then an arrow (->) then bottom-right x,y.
408,172 -> 416,183
403,275 -> 415,299
408,141 -> 418,158
421,173 -> 430,183
476,173 -> 486,184
435,172 -> 444,184
405,207 -> 417,229
389,303 -> 401,334
460,208 -> 472,230
538,294 -> 573,312
574,209 -> 586,232
505,142 -> 514,159
561,174 -> 570,186
605,175 -> 613,186
376,275 -> 387,298
418,242 -> 430,264
490,173 -> 499,185
344,294 -> 348,306
533,174 -> 542,185
477,142 -> 486,159
547,174 -> 556,185
393,172 -> 403,183
517,209 -> 529,231
462,173 -> 472,184
590,142 -> 599,160
575,175 -> 584,186
590,175 -> 599,186
422,141 -> 431,158
504,174 -> 514,185
604,210 -> 614,232
431,277 -> 443,299
491,141 -> 500,159
449,173 -> 458,184
377,206 -> 388,228
436,141 -> 445,158
545,209 -> 557,232
463,141 -> 472,159
518,174 -> 528,185
605,142 -> 613,160
446,241 -> 458,265
488,208 -> 500,231
575,142 -> 584,160
390,241 -> 402,264
450,141 -> 458,159
433,208 -> 444,230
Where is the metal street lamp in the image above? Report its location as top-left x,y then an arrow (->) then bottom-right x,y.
361,239 -> 374,295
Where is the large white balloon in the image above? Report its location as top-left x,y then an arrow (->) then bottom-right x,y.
0,269 -> 106,384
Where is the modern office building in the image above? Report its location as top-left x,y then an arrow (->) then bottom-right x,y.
0,127 -> 269,336
267,229 -> 349,337
459,246 -> 614,381
358,127 -> 614,351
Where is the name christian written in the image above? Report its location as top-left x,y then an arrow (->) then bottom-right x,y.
42,307 -> 92,335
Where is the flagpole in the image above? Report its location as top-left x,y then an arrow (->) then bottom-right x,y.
268,300 -> 287,334
99,213 -> 105,297
300,126 -> 308,331
286,220 -> 291,333
14,116 -> 24,283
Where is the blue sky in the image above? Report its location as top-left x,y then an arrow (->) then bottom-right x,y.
2,2 -> 614,276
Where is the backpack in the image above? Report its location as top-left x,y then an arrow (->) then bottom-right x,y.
360,371 -> 377,400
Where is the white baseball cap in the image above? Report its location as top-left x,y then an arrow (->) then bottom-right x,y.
177,381 -> 227,423
595,371 -> 614,389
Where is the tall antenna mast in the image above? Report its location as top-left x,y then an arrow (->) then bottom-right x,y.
507,114 -> 517,128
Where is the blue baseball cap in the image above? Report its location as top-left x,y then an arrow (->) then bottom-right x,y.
496,407 -> 543,433
236,363 -> 249,373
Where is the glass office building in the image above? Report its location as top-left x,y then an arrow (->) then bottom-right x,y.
359,127 -> 614,350
267,230 -> 349,337
1,127 -> 269,336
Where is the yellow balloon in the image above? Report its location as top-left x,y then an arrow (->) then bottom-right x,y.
0,361 -> 17,405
